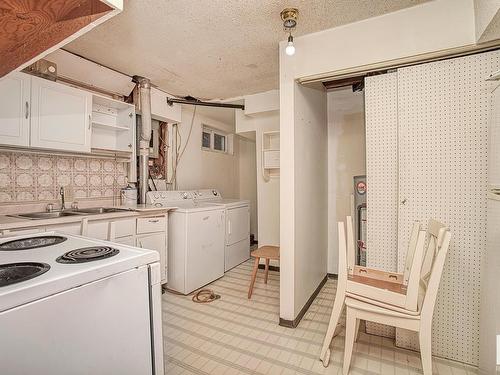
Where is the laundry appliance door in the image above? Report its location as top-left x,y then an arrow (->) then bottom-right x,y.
185,208 -> 225,293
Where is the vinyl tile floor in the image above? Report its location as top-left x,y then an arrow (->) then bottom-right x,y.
162,260 -> 478,375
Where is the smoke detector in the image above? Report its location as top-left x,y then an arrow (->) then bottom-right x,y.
280,8 -> 298,56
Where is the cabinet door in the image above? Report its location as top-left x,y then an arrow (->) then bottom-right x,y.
49,223 -> 82,236
114,236 -> 135,246
137,233 -> 167,283
0,72 -> 30,146
30,76 -> 92,152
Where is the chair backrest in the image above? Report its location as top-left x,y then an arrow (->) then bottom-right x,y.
346,217 -> 356,275
403,222 -> 422,286
337,221 -> 348,286
418,220 -> 451,317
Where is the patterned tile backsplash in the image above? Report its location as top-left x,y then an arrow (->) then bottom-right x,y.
0,151 -> 128,205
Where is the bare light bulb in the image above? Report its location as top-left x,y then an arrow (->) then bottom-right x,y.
285,34 -> 295,56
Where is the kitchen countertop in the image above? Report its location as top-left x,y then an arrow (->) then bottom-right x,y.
0,206 -> 177,231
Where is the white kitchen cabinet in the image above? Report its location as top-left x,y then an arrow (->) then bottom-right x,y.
30,76 -> 92,152
136,232 -> 167,283
91,94 -> 135,153
0,72 -> 30,147
49,223 -> 82,236
114,236 -> 135,246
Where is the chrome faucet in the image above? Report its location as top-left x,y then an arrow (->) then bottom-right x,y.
59,187 -> 66,211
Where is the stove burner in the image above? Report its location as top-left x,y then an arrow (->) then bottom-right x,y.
56,246 -> 119,264
0,236 -> 67,251
0,262 -> 50,287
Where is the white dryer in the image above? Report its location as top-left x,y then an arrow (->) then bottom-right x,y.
146,191 -> 225,294
191,189 -> 250,271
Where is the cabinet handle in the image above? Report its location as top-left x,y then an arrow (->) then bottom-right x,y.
88,114 -> 91,130
25,102 -> 29,119
148,219 -> 159,223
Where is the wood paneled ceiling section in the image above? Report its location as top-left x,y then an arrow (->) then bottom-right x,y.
0,0 -> 112,78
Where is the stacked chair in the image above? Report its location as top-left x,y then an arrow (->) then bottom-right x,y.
320,217 -> 451,375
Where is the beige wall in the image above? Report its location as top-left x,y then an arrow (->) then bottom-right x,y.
174,106 -> 239,199
327,89 -> 366,274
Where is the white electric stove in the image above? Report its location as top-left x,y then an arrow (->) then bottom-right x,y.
0,232 -> 164,375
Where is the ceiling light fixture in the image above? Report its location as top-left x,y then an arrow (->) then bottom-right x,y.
281,8 -> 298,56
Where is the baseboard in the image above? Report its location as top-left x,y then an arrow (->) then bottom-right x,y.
279,275 -> 328,328
258,264 -> 280,272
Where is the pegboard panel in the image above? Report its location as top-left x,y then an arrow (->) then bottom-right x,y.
396,51 -> 500,365
365,72 -> 399,271
365,72 -> 399,338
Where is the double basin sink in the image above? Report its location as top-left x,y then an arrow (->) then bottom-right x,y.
10,207 -> 125,220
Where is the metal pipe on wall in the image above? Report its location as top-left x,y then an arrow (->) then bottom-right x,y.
133,76 -> 152,204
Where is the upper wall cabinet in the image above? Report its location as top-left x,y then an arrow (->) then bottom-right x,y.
0,73 -> 30,147
0,72 -> 134,155
30,76 -> 92,153
0,0 -> 123,78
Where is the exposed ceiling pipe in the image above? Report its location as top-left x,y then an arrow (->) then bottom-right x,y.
167,97 -> 245,110
133,75 -> 152,204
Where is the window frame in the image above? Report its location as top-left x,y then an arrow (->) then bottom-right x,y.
201,125 -> 228,154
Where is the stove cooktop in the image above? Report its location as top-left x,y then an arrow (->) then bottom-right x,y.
0,236 -> 67,251
0,262 -> 50,287
56,246 -> 120,264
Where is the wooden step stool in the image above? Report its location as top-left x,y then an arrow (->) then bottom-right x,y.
247,246 -> 280,299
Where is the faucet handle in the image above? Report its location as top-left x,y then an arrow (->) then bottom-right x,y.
46,203 -> 54,212
71,202 -> 79,210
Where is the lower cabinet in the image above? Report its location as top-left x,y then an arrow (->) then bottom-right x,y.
113,236 -> 135,246
136,232 -> 167,283
49,223 -> 82,236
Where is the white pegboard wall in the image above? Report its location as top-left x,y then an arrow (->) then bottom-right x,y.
396,51 -> 500,365
365,72 -> 399,272
364,72 -> 399,338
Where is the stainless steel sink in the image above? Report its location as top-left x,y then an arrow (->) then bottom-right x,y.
10,211 -> 85,220
9,207 -> 127,220
72,207 -> 125,214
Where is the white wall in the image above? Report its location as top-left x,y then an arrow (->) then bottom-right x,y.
236,106 -> 280,248
238,136 -> 258,238
280,0 -> 477,321
327,89 -> 366,274
474,0 -> 500,42
174,106 -> 239,198
292,83 -> 328,316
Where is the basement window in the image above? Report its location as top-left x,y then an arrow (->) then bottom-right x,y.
202,125 -> 230,153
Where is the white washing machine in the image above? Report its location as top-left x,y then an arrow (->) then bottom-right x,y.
146,191 -> 225,294
191,189 -> 250,271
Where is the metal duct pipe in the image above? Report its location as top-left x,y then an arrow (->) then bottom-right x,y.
133,76 -> 152,204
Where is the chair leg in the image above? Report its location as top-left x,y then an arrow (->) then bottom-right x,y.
343,311 -> 357,375
248,257 -> 260,299
354,319 -> 361,342
320,291 -> 345,366
419,323 -> 433,375
264,258 -> 270,284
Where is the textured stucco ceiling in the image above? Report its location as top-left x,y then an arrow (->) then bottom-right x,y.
65,0 -> 429,100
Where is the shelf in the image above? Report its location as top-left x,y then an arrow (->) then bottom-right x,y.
92,121 -> 129,131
